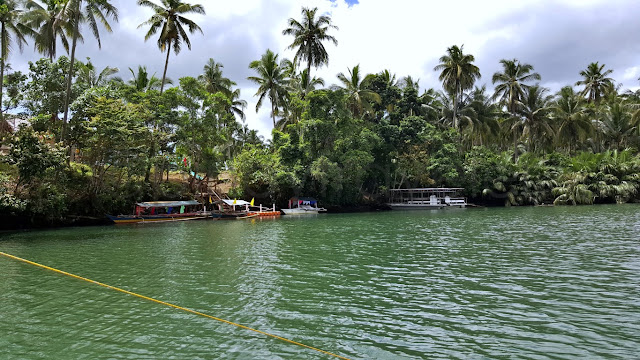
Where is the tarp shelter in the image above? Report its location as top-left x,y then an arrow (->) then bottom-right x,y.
217,199 -> 251,206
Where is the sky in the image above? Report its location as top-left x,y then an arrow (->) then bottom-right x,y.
9,0 -> 640,138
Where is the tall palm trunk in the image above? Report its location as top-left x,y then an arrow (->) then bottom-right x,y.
62,6 -> 81,143
0,22 -> 6,126
271,102 -> 276,128
160,42 -> 171,94
452,80 -> 459,129
306,47 -> 312,81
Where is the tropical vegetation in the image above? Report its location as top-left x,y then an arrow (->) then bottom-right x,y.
1,2 -> 639,228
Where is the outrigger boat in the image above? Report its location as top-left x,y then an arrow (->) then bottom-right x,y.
281,197 -> 327,215
107,200 -> 209,224
387,188 -> 468,209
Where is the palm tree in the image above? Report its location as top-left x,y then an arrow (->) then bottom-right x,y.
600,97 -> 636,150
0,0 -> 33,128
434,45 -> 481,128
576,62 -> 614,104
59,0 -> 118,141
247,49 -> 290,127
294,68 -> 324,98
380,69 -> 397,87
282,6 -> 337,79
137,0 -> 205,94
76,58 -> 119,88
399,75 -> 420,91
516,85 -> 554,152
333,64 -> 381,118
198,58 -> 235,96
23,0 -> 73,61
492,59 -> 541,159
127,65 -> 171,91
468,86 -> 501,146
554,86 -> 593,153
438,90 -> 475,133
228,88 -> 247,121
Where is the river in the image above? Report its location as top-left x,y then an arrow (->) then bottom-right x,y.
1,205 -> 639,359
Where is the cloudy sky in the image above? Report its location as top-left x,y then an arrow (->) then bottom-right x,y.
10,0 -> 640,137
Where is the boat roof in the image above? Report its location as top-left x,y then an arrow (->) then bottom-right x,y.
389,188 -> 464,192
217,199 -> 251,206
290,197 -> 317,201
136,200 -> 201,208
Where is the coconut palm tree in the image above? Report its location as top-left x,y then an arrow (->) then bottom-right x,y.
333,64 -> 381,118
127,65 -> 171,92
228,88 -> 247,121
554,86 -> 593,153
293,68 -> 324,99
438,90 -> 475,133
247,49 -> 290,128
76,58 -> 119,88
468,86 -> 501,146
492,59 -> 541,159
24,0 -> 73,61
59,0 -> 118,141
576,62 -> 614,104
380,69 -> 397,87
137,0 -> 205,94
434,45 -> 481,128
600,97 -> 636,150
282,6 -> 337,79
516,85 -> 554,152
399,75 -> 420,91
0,0 -> 34,128
198,58 -> 234,96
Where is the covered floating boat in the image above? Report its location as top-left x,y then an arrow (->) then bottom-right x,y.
387,188 -> 468,209
281,197 -> 327,215
211,199 -> 253,219
107,200 -> 209,224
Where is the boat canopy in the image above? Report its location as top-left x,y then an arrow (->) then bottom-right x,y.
389,188 -> 464,193
217,199 -> 251,206
136,200 -> 201,208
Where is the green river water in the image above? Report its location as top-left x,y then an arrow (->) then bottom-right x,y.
1,205 -> 639,359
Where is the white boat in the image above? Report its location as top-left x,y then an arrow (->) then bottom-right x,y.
281,197 -> 327,215
387,188 -> 467,209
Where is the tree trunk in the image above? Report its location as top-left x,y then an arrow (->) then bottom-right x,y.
453,80 -> 459,129
271,100 -> 276,128
160,42 -> 171,94
306,48 -> 312,81
513,128 -> 518,162
0,22 -> 6,127
62,8 -> 81,144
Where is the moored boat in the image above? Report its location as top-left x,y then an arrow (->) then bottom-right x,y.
387,188 -> 468,209
247,203 -> 281,217
281,197 -> 327,215
107,200 -> 209,224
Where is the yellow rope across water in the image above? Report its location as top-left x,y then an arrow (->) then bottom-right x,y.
0,251 -> 351,360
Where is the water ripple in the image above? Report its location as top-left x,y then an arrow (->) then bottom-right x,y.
1,205 -> 639,359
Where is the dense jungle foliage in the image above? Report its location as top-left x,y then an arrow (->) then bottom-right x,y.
0,1 -> 639,227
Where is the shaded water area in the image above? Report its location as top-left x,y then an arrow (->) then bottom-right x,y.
1,205 -> 639,359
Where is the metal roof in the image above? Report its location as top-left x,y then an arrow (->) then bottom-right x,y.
389,188 -> 464,192
136,200 -> 201,208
